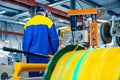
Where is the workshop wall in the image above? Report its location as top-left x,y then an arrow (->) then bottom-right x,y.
0,21 -> 24,50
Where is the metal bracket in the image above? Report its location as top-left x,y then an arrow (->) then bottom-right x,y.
110,16 -> 120,37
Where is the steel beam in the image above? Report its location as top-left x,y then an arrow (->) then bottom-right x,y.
0,15 -> 25,25
79,0 -> 119,16
0,0 -> 29,9
52,13 -> 70,21
68,8 -> 98,16
0,3 -> 23,12
61,4 -> 70,9
70,0 -> 77,31
79,0 -> 101,7
76,0 -> 83,9
104,2 -> 120,9
0,30 -> 23,36
117,0 -> 120,2
0,0 -> 70,20
13,12 -> 30,18
14,0 -> 69,20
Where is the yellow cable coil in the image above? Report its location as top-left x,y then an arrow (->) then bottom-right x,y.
50,47 -> 120,80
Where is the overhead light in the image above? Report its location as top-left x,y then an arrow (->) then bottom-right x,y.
58,26 -> 71,30
23,17 -> 31,21
59,19 -> 64,22
0,11 -> 6,14
4,40 -> 10,43
97,19 -> 108,23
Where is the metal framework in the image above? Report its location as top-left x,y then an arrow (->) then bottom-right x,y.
68,8 -> 98,46
0,0 -> 29,9
0,30 -> 23,36
79,0 -> 120,16
68,8 -> 98,16
14,0 -> 69,20
0,0 -> 70,21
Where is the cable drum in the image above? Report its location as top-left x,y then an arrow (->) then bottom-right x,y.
44,45 -> 120,80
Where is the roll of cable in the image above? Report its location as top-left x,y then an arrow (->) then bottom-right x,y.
44,45 -> 120,80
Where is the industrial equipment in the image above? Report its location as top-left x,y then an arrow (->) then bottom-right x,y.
2,7 -> 120,80
68,8 -> 120,47
110,16 -> 120,46
0,50 -> 14,80
0,65 -> 13,80
44,45 -> 120,80
58,27 -> 88,47
100,22 -> 112,44
2,46 -> 54,80
4,45 -> 120,80
97,16 -> 120,47
110,16 -> 120,37
97,22 -> 112,47
68,8 -> 98,47
71,30 -> 88,45
46,45 -> 120,80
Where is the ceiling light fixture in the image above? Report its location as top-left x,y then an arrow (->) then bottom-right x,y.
23,17 -> 31,21
0,11 -> 6,15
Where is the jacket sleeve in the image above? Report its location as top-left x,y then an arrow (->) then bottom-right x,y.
49,23 -> 59,54
22,27 -> 33,52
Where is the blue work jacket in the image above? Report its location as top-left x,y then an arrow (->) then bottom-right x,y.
22,15 -> 59,62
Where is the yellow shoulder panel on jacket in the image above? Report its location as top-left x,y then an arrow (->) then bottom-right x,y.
24,15 -> 53,30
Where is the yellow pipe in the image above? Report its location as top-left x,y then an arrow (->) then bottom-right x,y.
12,62 -> 47,79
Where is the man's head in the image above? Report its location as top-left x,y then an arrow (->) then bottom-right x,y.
36,6 -> 47,16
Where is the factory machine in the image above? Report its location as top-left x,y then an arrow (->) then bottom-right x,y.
59,9 -> 120,48
1,8 -> 120,80
0,45 -> 28,80
97,16 -> 120,47
3,45 -> 120,80
0,51 -> 13,80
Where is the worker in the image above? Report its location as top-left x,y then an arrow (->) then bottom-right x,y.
22,5 -> 59,77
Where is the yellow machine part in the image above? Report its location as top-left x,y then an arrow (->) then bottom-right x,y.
12,62 -> 47,79
50,47 -> 120,80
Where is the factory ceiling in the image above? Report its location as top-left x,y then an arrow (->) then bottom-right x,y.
0,0 -> 119,27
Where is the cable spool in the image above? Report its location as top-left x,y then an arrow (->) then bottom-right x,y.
44,45 -> 120,80
100,22 -> 112,43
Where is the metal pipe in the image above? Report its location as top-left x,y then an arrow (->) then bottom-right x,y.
70,0 -> 77,43
0,19 -> 25,25
0,30 -> 23,36
70,0 -> 76,10
3,47 -> 51,58
70,0 -> 77,31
